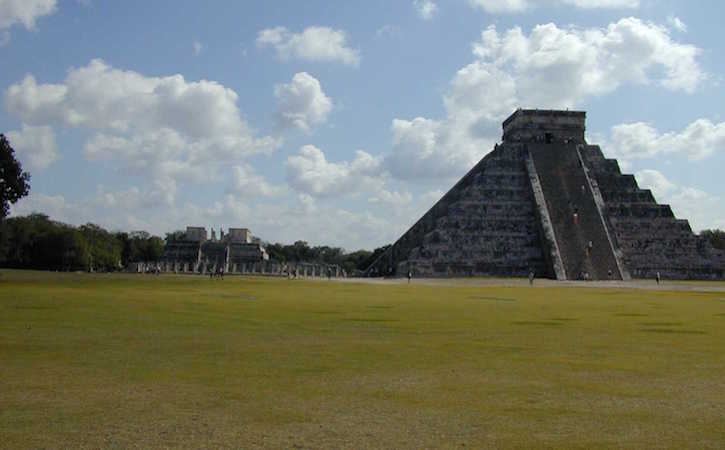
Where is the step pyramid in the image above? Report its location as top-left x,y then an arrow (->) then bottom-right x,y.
368,109 -> 725,280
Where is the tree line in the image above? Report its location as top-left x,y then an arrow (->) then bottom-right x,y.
0,214 -> 163,272
0,214 -> 389,273
263,241 -> 390,274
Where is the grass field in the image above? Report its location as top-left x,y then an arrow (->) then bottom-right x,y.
2,270 -> 725,448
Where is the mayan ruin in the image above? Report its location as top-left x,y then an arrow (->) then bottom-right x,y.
368,109 -> 725,280
139,226 -> 342,277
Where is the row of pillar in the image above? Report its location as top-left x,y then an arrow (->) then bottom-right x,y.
128,261 -> 343,278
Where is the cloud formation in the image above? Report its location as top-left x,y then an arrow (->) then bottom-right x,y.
0,0 -> 56,30
285,145 -> 383,197
5,59 -> 281,197
256,26 -> 360,66
413,0 -> 438,20
5,124 -> 58,171
467,0 -> 638,14
667,15 -> 687,33
609,119 -> 725,161
274,72 -> 332,131
229,164 -> 285,198
384,17 -> 705,181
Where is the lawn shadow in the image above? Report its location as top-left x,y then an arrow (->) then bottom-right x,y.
639,328 -> 707,335
511,320 -> 564,327
469,296 -> 517,302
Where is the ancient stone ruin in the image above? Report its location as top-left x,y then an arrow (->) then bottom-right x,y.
137,226 -> 341,278
368,109 -> 725,280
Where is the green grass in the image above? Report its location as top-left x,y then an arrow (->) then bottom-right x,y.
1,270 -> 725,448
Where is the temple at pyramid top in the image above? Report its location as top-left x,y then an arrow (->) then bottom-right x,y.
367,109 -> 724,280
502,109 -> 586,143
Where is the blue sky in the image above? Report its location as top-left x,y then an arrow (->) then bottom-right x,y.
2,0 -> 724,250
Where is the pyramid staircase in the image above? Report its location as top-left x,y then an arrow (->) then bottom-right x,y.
528,143 -> 625,280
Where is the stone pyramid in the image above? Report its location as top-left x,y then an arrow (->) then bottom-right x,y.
368,109 -> 724,280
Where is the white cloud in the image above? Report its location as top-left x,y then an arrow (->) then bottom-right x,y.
609,119 -> 725,161
229,163 -> 285,197
667,15 -> 687,33
9,193 -> 89,226
635,170 -> 723,232
94,180 -> 176,210
375,25 -> 401,38
467,0 -> 528,13
384,17 -> 704,182
384,117 -> 485,180
413,0 -> 438,20
286,145 -> 382,197
472,19 -> 703,99
633,169 -> 677,199
274,72 -> 332,131
420,189 -> 445,205
5,59 -> 281,197
285,144 -> 411,207
368,190 -> 413,206
467,0 -> 638,13
560,0 -> 639,8
0,0 -> 56,30
256,26 -> 360,66
193,40 -> 203,55
5,124 -> 58,171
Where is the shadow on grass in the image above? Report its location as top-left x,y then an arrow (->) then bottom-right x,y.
511,321 -> 564,326
342,318 -> 400,323
638,322 -> 683,326
639,328 -> 707,335
468,296 -> 517,302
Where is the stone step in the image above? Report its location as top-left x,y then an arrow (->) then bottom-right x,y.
529,143 -> 622,280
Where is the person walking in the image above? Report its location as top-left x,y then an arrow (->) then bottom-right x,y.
656,271 -> 661,285
528,270 -> 535,286
407,270 -> 412,284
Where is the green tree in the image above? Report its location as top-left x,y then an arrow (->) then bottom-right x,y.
79,223 -> 122,271
0,134 -> 31,218
143,236 -> 164,262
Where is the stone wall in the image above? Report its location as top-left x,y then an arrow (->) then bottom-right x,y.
368,144 -> 549,277
580,145 -> 725,279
